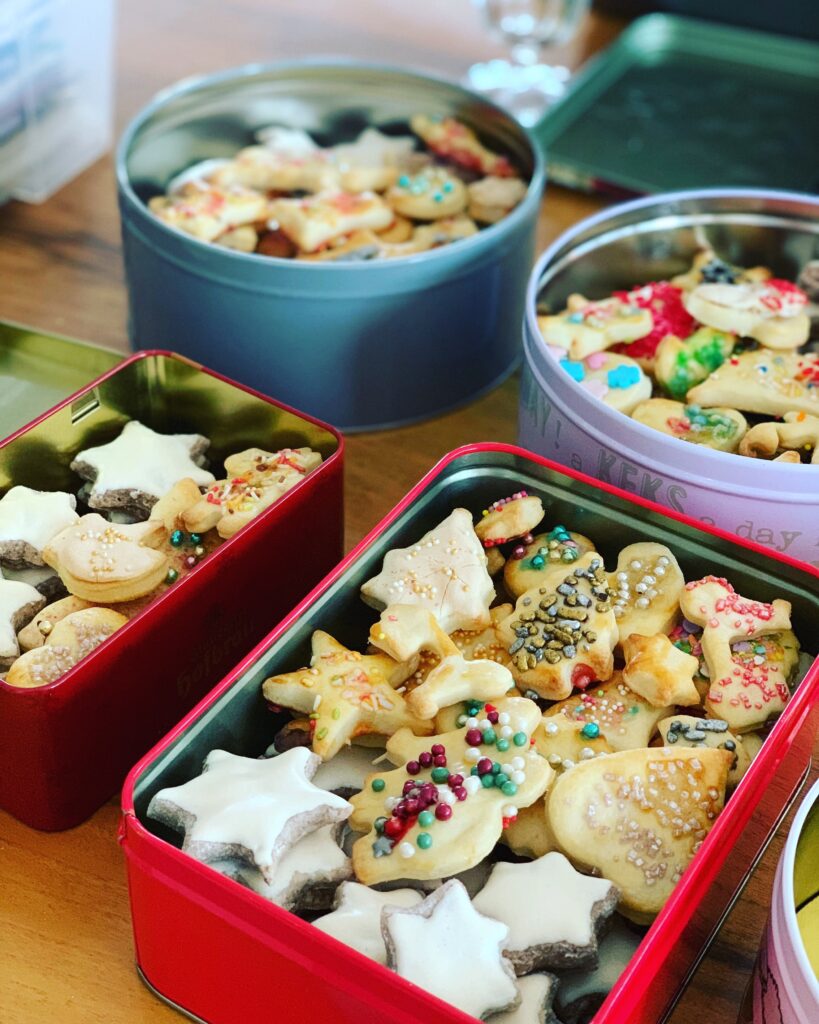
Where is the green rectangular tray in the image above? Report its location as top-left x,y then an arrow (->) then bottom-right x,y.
0,321 -> 122,440
535,13 -> 819,195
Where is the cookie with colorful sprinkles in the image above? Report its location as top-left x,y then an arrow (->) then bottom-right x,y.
607,542 -> 684,642
532,714 -> 614,774
631,399 -> 748,453
557,351 -> 651,414
538,294 -> 653,360
687,349 -> 819,419
657,715 -> 751,788
654,326 -> 736,401
503,527 -> 596,600
474,491 -> 545,549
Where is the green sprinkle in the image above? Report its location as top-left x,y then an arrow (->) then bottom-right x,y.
581,722 -> 600,739
481,773 -> 495,789
496,738 -> 510,752
471,766 -> 479,776
494,773 -> 509,787
165,568 -> 179,584
629,706 -> 639,715
371,778 -> 386,792
501,781 -> 518,797
332,707 -> 341,720
417,832 -> 432,850
317,727 -> 328,739
492,762 -> 502,774
482,729 -> 497,745
374,816 -> 388,834
418,810 -> 434,827
431,766 -> 449,783
512,732 -> 527,747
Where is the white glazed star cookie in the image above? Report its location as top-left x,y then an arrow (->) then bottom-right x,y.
147,747 -> 352,884
0,486 -> 79,568
0,577 -> 46,669
313,881 -> 422,964
472,851 -> 618,974
383,879 -> 520,1019
71,420 -> 214,515
361,508 -> 495,634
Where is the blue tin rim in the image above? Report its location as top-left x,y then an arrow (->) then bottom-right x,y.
116,58 -> 546,273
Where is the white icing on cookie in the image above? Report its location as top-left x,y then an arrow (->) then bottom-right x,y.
472,852 -> 616,951
0,577 -> 44,660
556,919 -> 642,1008
0,486 -> 79,559
312,745 -> 385,793
491,973 -> 558,1024
147,747 -> 351,881
383,879 -> 518,1019
73,420 -> 214,501
313,881 -> 422,964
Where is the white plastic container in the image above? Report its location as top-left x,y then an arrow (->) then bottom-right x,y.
519,189 -> 819,568
0,0 -> 114,203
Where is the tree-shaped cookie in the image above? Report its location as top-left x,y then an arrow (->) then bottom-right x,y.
679,576 -> 792,732
607,543 -> 684,641
350,696 -> 553,884
262,631 -> 431,760
368,604 -> 514,719
503,526 -> 596,599
361,508 -> 495,633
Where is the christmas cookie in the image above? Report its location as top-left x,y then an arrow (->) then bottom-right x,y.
658,715 -> 751,788
43,514 -> 169,603
557,352 -> 651,415
382,879 -> 519,1019
332,128 -> 416,193
409,115 -> 515,177
311,744 -> 387,797
147,747 -> 352,884
467,175 -> 528,224
671,248 -> 770,292
739,411 -> 819,465
450,604 -> 515,670
631,399 -> 748,452
349,696 -> 552,884
539,295 -> 653,360
361,508 -> 495,634
679,576 -> 792,732
0,486 -> 79,569
17,594 -> 92,651
609,281 -> 697,368
499,799 -> 554,860
313,881 -> 422,964
472,851 -> 618,974
148,182 -> 269,242
269,190 -> 394,253
499,555 -> 617,700
687,349 -> 819,418
0,577 -> 46,669
262,631 -> 430,760
622,633 -> 700,708
503,528 -> 596,600
654,327 -> 737,401
684,280 -> 809,349
386,167 -> 467,221
492,973 -> 562,1024
5,607 -> 127,687
532,715 -> 614,774
549,746 -> 731,921
474,492 -> 545,549
608,543 -> 684,640
213,144 -> 340,193
71,421 -> 213,517
555,919 -> 644,1024
368,605 -> 514,719
544,674 -> 671,752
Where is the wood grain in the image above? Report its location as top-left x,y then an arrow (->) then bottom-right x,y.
0,2 -> 813,1023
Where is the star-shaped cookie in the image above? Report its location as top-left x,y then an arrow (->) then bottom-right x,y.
147,747 -> 351,883
472,851 -> 618,974
262,631 -> 431,760
312,881 -> 423,964
622,633 -> 701,707
0,577 -> 46,669
493,973 -> 562,1024
383,879 -> 519,1019
71,420 -> 214,514
0,486 -> 79,568
360,508 -> 495,633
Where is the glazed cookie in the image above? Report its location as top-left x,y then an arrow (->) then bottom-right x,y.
684,280 -> 809,349
5,607 -> 128,687
311,745 -> 387,796
503,527 -> 596,600
622,633 -> 701,708
313,881 -> 423,964
386,168 -> 467,221
409,115 -> 515,177
269,190 -> 394,253
555,919 -> 644,1024
558,351 -> 652,415
549,746 -> 731,921
472,851 -> 619,974
679,576 -> 792,732
467,175 -> 528,224
0,577 -> 46,669
368,605 -> 514,720
43,514 -> 169,603
350,696 -> 552,884
739,411 -> 819,465
658,715 -> 751,788
631,399 -> 748,452
671,248 -> 770,292
382,879 -> 520,1019
147,747 -> 352,883
71,420 -> 213,516
544,673 -> 671,753
688,349 -> 819,418
492,973 -> 562,1024
609,281 -> 697,368
262,631 -> 430,760
361,508 -> 495,634
499,554 -> 617,700
539,295 -> 653,360
0,486 -> 79,568
474,492 -> 545,549
148,183 -> 269,242
654,327 -> 737,401
607,543 -> 684,641
532,715 -> 614,774
213,823 -> 352,912
212,144 -> 340,193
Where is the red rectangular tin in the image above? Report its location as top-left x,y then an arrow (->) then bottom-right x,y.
0,350 -> 343,831
120,443 -> 819,1024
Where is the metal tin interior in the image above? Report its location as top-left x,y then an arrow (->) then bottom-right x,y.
534,14 -> 819,195
0,320 -> 122,441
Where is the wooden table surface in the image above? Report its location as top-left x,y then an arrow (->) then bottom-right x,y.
0,2 -> 815,1022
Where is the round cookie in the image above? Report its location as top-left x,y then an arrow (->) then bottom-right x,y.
631,398 -> 748,452
558,351 -> 652,414
467,175 -> 527,224
386,167 -> 467,221
503,526 -> 596,599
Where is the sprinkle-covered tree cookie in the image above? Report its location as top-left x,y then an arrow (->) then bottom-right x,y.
503,527 -> 596,599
